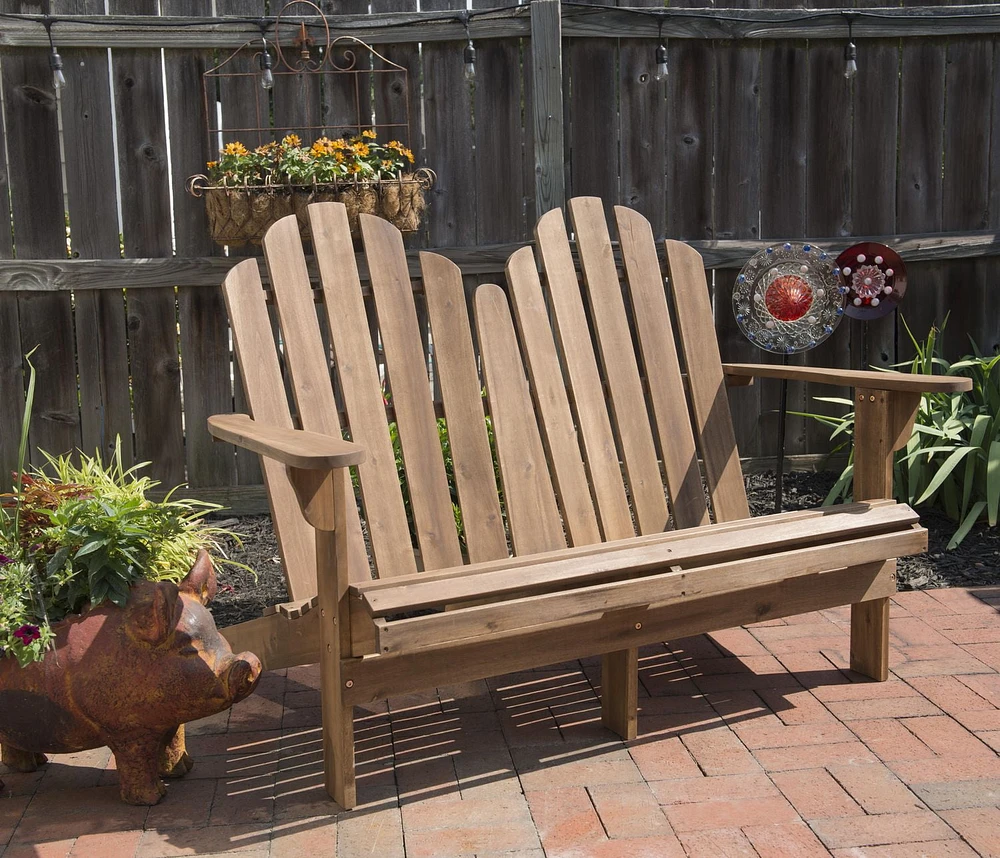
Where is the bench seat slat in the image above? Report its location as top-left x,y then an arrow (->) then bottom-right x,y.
345,561 -> 898,704
373,524 -> 924,654
358,502 -> 917,616
355,499 -> 897,596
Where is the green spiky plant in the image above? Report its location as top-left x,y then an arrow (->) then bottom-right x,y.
1,354 -> 242,667
797,317 -> 1000,549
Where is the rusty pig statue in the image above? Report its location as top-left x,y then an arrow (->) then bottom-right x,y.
0,550 -> 262,804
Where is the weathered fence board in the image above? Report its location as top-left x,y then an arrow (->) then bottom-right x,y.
111,0 -> 186,487
0,0 -> 998,497
59,0 -> 133,467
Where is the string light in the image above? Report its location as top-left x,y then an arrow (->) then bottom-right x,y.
43,16 -> 65,91
654,19 -> 668,82
843,12 -> 857,80
258,21 -> 274,90
461,11 -> 476,84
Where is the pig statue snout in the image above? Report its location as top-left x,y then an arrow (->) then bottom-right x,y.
226,652 -> 263,705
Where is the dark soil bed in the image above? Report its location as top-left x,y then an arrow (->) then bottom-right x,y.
209,471 -> 1000,629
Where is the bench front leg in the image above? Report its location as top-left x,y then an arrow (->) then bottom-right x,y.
602,649 -> 638,740
290,466 -> 357,809
850,388 -> 919,681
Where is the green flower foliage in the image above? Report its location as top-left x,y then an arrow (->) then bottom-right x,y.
798,318 -> 1000,549
1,358 -> 239,666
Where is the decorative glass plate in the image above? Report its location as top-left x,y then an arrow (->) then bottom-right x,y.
836,242 -> 906,320
732,242 -> 846,354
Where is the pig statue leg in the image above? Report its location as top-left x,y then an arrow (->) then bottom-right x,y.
109,733 -> 168,805
1,744 -> 48,772
159,725 -> 194,778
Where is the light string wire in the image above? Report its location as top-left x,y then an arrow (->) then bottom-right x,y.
2,2 -> 1000,32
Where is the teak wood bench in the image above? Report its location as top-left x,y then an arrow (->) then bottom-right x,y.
210,198 -> 971,808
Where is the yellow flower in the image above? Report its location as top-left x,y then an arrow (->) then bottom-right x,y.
255,143 -> 277,155
206,160 -> 218,169
348,163 -> 362,174
222,142 -> 249,156
402,147 -> 415,163
334,151 -> 345,163
352,142 -> 370,157
330,138 -> 347,150
381,159 -> 395,170
362,129 -> 377,139
282,134 -> 302,147
387,140 -> 402,150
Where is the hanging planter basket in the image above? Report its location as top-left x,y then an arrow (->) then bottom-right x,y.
186,171 -> 434,247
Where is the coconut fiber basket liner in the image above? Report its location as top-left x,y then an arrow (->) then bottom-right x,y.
187,171 -> 434,247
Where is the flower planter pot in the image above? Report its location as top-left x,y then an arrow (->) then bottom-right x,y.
0,551 -> 261,805
188,171 -> 433,247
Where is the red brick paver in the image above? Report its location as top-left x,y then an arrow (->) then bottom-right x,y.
2,586 -> 999,856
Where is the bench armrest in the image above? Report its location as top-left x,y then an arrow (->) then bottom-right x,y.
208,414 -> 366,469
722,363 -> 972,394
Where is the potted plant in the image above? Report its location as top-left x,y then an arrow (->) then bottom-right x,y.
187,130 -> 434,246
0,362 -> 262,805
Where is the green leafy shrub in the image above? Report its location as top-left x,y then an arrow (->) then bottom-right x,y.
1,358 -> 237,667
800,319 -> 1000,549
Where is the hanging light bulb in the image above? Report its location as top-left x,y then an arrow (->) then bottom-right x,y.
655,43 -> 668,81
464,40 -> 477,83
843,13 -> 857,80
844,41 -> 857,80
260,40 -> 274,90
49,46 -> 66,90
460,12 -> 476,83
44,17 -> 65,91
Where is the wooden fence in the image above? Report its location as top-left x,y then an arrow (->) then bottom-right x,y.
1,0 -> 998,509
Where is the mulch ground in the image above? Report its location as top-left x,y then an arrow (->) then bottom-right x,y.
209,471 -> 1000,629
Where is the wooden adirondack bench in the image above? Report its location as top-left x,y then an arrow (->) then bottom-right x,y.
211,197 -> 970,809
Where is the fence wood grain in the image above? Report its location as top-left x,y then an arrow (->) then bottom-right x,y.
2,0 -> 999,497
111,0 -> 185,487
0,26 -> 21,482
1,28 -> 79,471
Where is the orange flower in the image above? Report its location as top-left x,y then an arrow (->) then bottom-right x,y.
206,160 -> 218,169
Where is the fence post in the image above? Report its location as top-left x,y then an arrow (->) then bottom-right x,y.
530,0 -> 565,215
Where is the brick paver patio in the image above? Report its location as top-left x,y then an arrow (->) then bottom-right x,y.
2,586 -> 1000,858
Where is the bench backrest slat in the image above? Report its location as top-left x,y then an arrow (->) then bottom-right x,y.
532,208 -> 636,542
663,239 -> 750,523
360,214 -> 465,572
475,283 -> 567,556
310,203 -> 417,579
506,246 -> 602,548
568,198 -> 670,536
421,252 -> 509,564
226,199 -> 753,594
614,206 -> 710,529
258,216 -> 372,585
222,258 -> 318,597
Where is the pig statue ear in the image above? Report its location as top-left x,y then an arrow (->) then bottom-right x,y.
129,581 -> 180,646
179,549 -> 217,606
